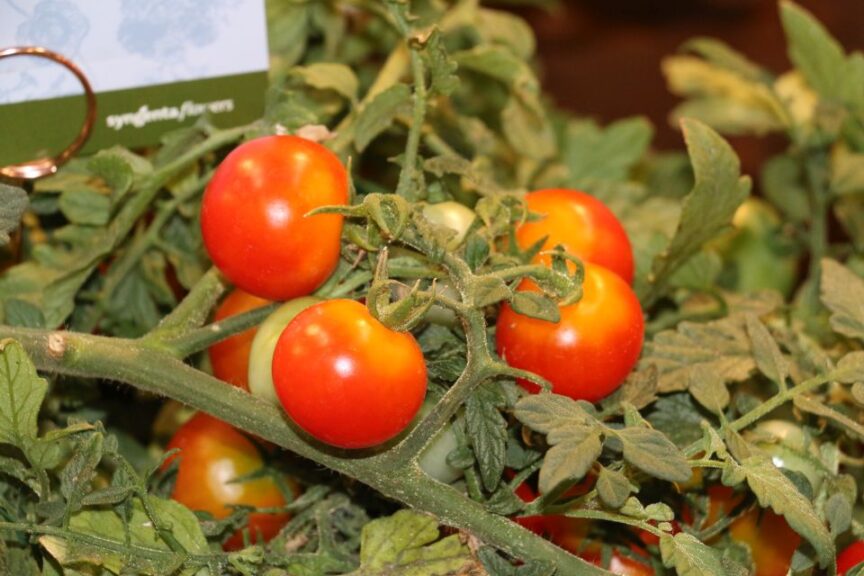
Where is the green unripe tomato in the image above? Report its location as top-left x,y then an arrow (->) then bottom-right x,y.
416,400 -> 464,484
422,201 -> 476,249
745,419 -> 826,492
248,297 -> 320,404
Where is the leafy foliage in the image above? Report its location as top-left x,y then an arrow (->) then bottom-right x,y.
2,1 -> 864,575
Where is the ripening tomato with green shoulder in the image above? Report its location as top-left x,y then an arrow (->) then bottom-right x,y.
272,299 -> 427,449
201,135 -> 349,300
247,296 -> 321,404
164,413 -> 298,550
838,541 -> 864,575
700,486 -> 800,576
515,189 -> 635,284
209,289 -> 271,391
496,263 -> 644,402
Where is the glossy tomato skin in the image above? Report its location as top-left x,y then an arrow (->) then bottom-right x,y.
209,289 -> 271,391
839,541 -> 864,575
165,413 -> 294,550
704,486 -> 800,576
201,135 -> 348,300
516,189 -> 635,284
272,299 -> 427,449
496,263 -> 644,402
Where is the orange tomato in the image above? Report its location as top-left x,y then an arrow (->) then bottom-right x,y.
165,413 -> 296,550
703,486 -> 800,576
208,289 -> 270,391
516,189 -> 634,284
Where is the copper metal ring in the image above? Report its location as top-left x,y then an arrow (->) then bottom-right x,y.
0,46 -> 97,181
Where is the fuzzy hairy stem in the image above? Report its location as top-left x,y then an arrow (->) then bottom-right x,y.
0,325 -> 611,575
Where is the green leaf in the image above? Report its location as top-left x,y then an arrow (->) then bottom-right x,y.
354,84 -> 412,152
501,96 -> 556,161
562,118 -> 653,185
453,45 -> 535,89
640,316 -> 754,393
41,497 -> 208,576
60,432 -> 104,511
509,292 -> 560,323
514,394 -> 596,437
0,340 -> 48,450
465,384 -> 507,492
616,427 -> 691,482
780,0 -> 862,105
821,258 -> 864,341
58,189 -> 111,226
596,467 -> 635,509
357,510 -> 477,575
738,455 -> 834,567
476,8 -> 535,60
793,394 -> 864,441
642,119 -> 750,304
0,184 -> 27,247
294,63 -> 359,102
761,154 -> 809,223
682,37 -> 768,82
421,30 -> 459,97
470,276 -> 511,308
87,149 -> 136,205
660,532 -> 728,575
687,367 -> 730,415
3,299 -> 45,329
745,315 -> 790,388
537,428 -> 602,495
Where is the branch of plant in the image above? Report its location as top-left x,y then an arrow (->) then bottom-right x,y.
0,325 -> 612,576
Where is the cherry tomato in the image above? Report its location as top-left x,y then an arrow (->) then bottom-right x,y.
248,297 -> 320,404
422,201 -> 476,248
702,486 -> 800,576
164,413 -> 296,550
511,479 -> 547,536
839,541 -> 864,575
272,299 -> 427,449
201,135 -> 349,300
209,289 -> 271,391
496,263 -> 644,402
516,189 -> 635,284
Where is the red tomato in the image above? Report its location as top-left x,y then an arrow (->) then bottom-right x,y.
164,413 -> 296,550
272,299 -> 427,449
839,541 -> 864,575
511,479 -> 547,536
201,135 -> 348,300
516,189 -> 635,284
496,263 -> 644,402
209,289 -> 270,391
701,487 -> 800,576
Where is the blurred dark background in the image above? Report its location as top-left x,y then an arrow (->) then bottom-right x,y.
508,0 -> 864,176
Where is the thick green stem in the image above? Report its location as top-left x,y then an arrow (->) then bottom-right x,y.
0,326 -> 610,576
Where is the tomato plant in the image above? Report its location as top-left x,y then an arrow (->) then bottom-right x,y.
496,263 -> 644,402
839,541 -> 864,575
515,189 -> 635,284
201,135 -> 349,300
272,299 -> 427,449
247,296 -> 320,404
164,412 -> 296,550
208,289 -> 270,391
